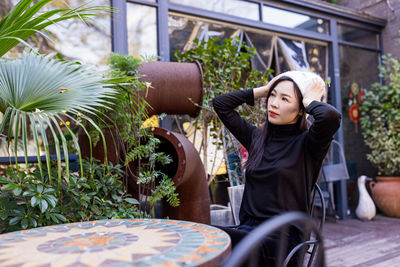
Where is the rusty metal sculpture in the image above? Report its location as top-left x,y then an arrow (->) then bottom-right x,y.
138,61 -> 203,118
79,61 -> 210,224
152,127 -> 210,224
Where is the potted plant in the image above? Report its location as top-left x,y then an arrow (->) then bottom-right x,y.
360,54 -> 400,217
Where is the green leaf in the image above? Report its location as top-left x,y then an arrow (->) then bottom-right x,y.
3,183 -> 17,190
124,198 -> 139,205
31,196 -> 40,207
48,213 -> 58,223
23,190 -> 36,197
21,218 -> 29,229
36,184 -> 44,194
13,186 -> 22,196
28,217 -> 37,228
103,200 -> 113,206
9,217 -> 21,225
43,195 -> 57,208
43,188 -> 55,194
12,209 -> 24,216
78,211 -> 86,219
54,213 -> 67,222
91,205 -> 101,216
0,177 -> 12,183
39,199 -> 48,213
0,210 -> 8,220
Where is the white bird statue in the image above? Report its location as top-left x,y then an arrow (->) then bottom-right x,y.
355,175 -> 376,221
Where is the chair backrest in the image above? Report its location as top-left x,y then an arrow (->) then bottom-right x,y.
322,140 -> 350,182
222,212 -> 325,267
281,184 -> 326,267
310,183 -> 326,231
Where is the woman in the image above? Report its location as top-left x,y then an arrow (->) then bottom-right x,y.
212,71 -> 341,266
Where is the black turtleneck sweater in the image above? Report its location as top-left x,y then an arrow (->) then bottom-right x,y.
212,89 -> 341,224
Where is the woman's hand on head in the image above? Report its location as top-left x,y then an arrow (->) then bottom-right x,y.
253,85 -> 270,99
253,75 -> 281,99
302,77 -> 326,107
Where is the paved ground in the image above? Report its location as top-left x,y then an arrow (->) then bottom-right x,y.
323,215 -> 400,267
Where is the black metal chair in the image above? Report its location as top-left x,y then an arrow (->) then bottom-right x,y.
222,211 -> 325,267
282,183 -> 326,267
320,140 -> 350,216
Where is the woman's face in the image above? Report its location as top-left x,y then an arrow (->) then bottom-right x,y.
267,80 -> 302,125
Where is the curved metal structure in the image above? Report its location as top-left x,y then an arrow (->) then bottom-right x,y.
138,61 -> 203,117
79,61 -> 207,223
150,127 -> 210,224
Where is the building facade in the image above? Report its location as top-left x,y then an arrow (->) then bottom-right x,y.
338,0 -> 400,57
110,0 -> 387,218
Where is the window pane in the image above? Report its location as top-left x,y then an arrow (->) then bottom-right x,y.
168,15 -> 242,60
44,0 -> 111,65
168,13 -> 273,71
244,31 -> 274,71
168,15 -> 197,59
262,5 -> 329,34
277,37 -> 310,72
305,42 -> 328,79
339,45 -> 380,177
338,24 -> 378,48
170,0 -> 259,21
127,3 -> 158,58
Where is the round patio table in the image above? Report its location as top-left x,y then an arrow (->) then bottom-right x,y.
0,218 -> 231,267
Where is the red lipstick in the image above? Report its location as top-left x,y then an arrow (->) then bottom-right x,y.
269,111 -> 278,116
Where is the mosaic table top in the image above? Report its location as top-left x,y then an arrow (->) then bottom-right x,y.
0,218 -> 231,267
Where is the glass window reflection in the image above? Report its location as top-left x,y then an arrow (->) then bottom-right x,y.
339,45 -> 380,177
168,14 -> 273,71
244,31 -> 274,71
170,0 -> 259,21
169,13 -> 328,77
277,37 -> 310,72
43,0 -> 111,65
127,3 -> 158,58
262,6 -> 329,34
305,42 -> 327,79
338,24 -> 378,48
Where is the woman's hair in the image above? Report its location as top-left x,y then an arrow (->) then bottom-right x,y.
245,76 -> 308,172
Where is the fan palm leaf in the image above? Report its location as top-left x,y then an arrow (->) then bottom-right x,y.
0,0 -> 111,57
0,51 -> 115,183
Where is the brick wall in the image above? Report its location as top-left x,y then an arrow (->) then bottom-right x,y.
338,0 -> 400,56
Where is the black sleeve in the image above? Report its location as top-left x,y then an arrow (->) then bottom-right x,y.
305,101 -> 342,160
212,89 -> 257,150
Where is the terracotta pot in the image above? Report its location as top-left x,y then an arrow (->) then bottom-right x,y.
369,176 -> 400,217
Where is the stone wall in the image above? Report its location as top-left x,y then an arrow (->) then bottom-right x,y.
338,0 -> 400,56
